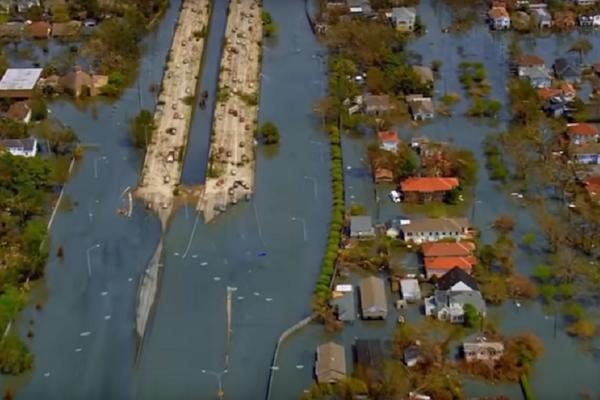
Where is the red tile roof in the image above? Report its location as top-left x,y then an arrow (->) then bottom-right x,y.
400,177 -> 459,193
517,54 -> 545,67
26,21 -> 51,38
560,82 -> 576,95
489,7 -> 509,19
585,175 -> 600,195
537,88 -> 562,100
566,123 -> 599,137
377,131 -> 399,144
421,242 -> 475,258
424,256 -> 477,271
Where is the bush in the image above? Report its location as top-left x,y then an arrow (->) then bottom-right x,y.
0,335 -> 33,375
259,121 -> 280,145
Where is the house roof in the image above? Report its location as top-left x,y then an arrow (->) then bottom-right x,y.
316,342 -> 347,383
463,341 -> 504,354
449,291 -> 486,314
0,138 -> 36,152
6,101 -> 31,121
567,123 -> 599,137
400,177 -> 459,193
409,97 -> 434,114
391,7 -> 416,22
330,292 -> 356,321
403,217 -> 470,234
364,94 -> 391,109
26,21 -> 51,38
0,68 -> 43,91
400,279 -> 421,299
570,142 -> 600,155
355,339 -> 383,368
52,21 -> 82,37
425,256 -> 477,272
61,69 -> 92,92
488,7 -> 509,19
422,241 -> 475,257
517,54 -> 545,67
377,130 -> 399,144
374,166 -> 394,182
554,57 -> 580,77
585,175 -> 600,200
520,66 -> 551,80
359,276 -> 387,314
560,82 -> 576,95
412,65 -> 434,83
350,215 -> 373,234
0,22 -> 24,37
436,266 -> 480,291
537,88 -> 562,100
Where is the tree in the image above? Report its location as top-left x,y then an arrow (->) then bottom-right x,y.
261,11 -> 277,37
493,215 -> 515,234
259,121 -> 280,145
130,109 -> 155,149
463,303 -> 481,328
569,38 -> 593,64
0,335 -> 33,375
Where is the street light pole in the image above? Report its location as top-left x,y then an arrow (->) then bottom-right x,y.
291,217 -> 307,242
303,175 -> 318,200
86,244 -> 100,277
201,369 -> 228,399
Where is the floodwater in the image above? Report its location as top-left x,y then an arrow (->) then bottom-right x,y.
272,1 -> 600,399
3,0 -> 332,399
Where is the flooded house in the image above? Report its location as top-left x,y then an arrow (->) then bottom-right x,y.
401,217 -> 471,244
463,340 -> 505,362
391,7 -> 416,32
400,279 -> 421,302
52,21 -> 83,38
399,177 -> 459,203
377,130 -> 399,152
355,339 -> 384,377
422,241 -> 478,278
553,57 -> 581,83
363,94 -> 393,115
359,276 -> 388,319
569,143 -> 600,164
6,100 -> 32,123
406,94 -> 434,120
315,342 -> 347,384
518,65 -> 552,88
0,22 -> 24,38
25,21 -> 51,39
349,215 -> 375,239
372,164 -> 394,184
0,138 -> 38,157
330,284 -> 356,322
0,68 -> 42,98
488,6 -> 510,30
565,123 -> 599,145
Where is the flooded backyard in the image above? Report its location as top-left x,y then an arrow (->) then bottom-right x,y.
0,0 -> 599,399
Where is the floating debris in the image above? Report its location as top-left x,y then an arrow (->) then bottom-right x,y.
104,315 -> 111,320
74,348 -> 82,353
128,277 -> 133,282
100,291 -> 108,296
200,261 -> 208,266
43,372 -> 50,377
213,276 -> 221,281
295,365 -> 304,369
79,331 -> 91,337
253,292 -> 260,296
237,296 -> 245,300
265,297 -> 273,302
174,252 -> 180,256
191,254 -> 199,259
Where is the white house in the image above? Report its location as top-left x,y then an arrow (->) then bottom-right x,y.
0,138 -> 38,157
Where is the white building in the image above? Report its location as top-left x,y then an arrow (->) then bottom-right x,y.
1,138 -> 38,157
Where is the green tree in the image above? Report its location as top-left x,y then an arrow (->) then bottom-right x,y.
463,303 -> 481,328
130,109 -> 155,149
259,121 -> 280,145
569,38 -> 593,64
261,11 -> 277,37
0,335 -> 33,375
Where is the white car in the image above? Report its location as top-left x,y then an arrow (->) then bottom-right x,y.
389,190 -> 401,203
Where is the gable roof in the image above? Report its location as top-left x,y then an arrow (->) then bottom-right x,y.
519,65 -> 551,80
359,276 -> 387,316
517,54 -> 545,67
355,339 -> 383,368
377,130 -> 399,144
364,94 -> 391,109
6,101 -> 31,121
422,241 -> 475,257
566,123 -> 599,137
60,69 -> 92,92
412,65 -> 434,82
554,57 -> 580,77
436,267 -> 480,291
350,215 -> 373,234
52,21 -> 82,37
26,21 -> 51,38
400,177 -> 459,193
537,88 -> 562,101
403,217 -> 470,234
391,7 -> 416,22
0,138 -> 36,152
425,256 -> 477,272
488,7 -> 509,19
316,342 -> 347,383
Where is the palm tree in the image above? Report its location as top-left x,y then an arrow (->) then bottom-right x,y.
569,38 -> 593,64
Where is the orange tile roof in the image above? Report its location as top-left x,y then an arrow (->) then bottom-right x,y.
537,88 -> 562,100
374,166 -> 394,183
424,256 -> 477,271
421,242 -> 475,258
560,82 -> 576,95
489,7 -> 509,19
400,177 -> 459,193
377,131 -> 399,144
585,175 -> 600,194
567,123 -> 599,137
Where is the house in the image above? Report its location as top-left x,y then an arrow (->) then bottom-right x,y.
373,165 -> 394,184
422,241 -> 476,258
553,11 -> 577,31
407,95 -> 434,120
404,344 -> 423,367
91,74 -> 109,95
0,22 -> 24,38
488,7 -> 510,30
363,94 -> 393,115
425,268 -> 486,323
359,276 -> 388,319
559,82 -> 576,101
399,177 -> 460,203
543,98 -> 569,118
330,285 -> 357,322
385,217 -> 411,238
574,0 -> 596,5
516,54 -> 545,69
0,138 -> 38,157
518,65 -> 552,88
377,130 -> 399,152
391,7 -> 416,32
412,65 -> 434,85
315,342 -> 347,384
346,0 -> 371,14
569,143 -> 600,164
579,15 -> 594,27
402,217 -> 471,244
16,0 -> 40,13
52,21 -> 82,37
25,21 -> 51,39
60,69 -> 92,97
565,123 -> 599,145
553,57 -> 581,83
0,68 -> 43,98
350,215 -> 375,239
400,279 -> 421,301
6,101 -> 32,123
355,339 -> 384,376
424,255 -> 477,278
584,175 -> 600,203
463,341 -> 505,362
531,7 -> 552,28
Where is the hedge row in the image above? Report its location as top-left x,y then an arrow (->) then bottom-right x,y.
314,125 -> 345,299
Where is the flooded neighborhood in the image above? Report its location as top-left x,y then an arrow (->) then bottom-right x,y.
0,0 -> 599,399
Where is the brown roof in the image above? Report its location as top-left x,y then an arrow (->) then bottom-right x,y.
60,69 -> 92,93
537,88 -> 562,100
52,21 -> 82,37
400,177 -> 459,193
585,175 -> 600,202
594,63 -> 600,74
359,276 -> 388,318
424,256 -> 477,271
421,241 -> 475,257
403,217 -> 470,235
6,101 -> 31,122
413,65 -> 434,82
517,54 -> 545,67
316,342 -> 346,383
377,130 -> 399,144
26,21 -> 51,39
569,142 -> 600,155
489,7 -> 509,19
566,123 -> 599,137
374,166 -> 394,183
